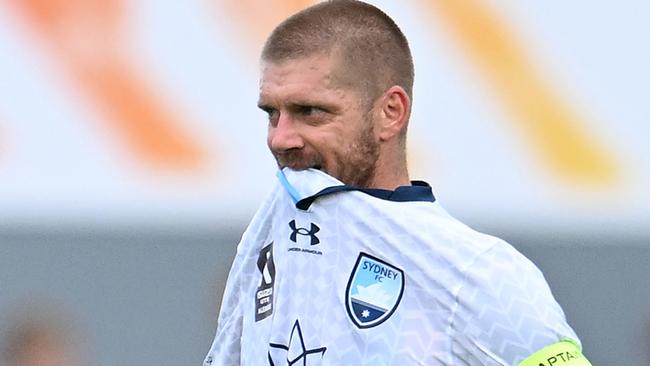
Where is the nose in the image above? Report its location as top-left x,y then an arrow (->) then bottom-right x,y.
268,113 -> 304,152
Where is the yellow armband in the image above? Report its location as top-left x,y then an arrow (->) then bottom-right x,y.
519,340 -> 592,366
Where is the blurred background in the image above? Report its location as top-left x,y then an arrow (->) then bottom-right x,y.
0,0 -> 648,365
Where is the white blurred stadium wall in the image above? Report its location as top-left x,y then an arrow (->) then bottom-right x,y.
0,1 -> 648,365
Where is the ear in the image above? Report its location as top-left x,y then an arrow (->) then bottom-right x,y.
375,86 -> 410,142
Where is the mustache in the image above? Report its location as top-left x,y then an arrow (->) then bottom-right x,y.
272,149 -> 324,170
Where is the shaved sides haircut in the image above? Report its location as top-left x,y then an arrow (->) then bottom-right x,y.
262,0 -> 414,105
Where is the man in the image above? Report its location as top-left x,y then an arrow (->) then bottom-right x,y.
205,1 -> 592,365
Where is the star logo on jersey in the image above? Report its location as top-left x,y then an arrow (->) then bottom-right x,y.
268,319 -> 327,366
345,252 -> 404,328
255,243 -> 275,322
288,220 -> 320,245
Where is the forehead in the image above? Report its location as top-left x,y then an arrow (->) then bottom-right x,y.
259,55 -> 352,103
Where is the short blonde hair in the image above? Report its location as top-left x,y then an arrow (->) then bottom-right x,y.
262,0 -> 414,104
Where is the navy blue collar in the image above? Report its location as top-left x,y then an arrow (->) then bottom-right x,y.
295,181 -> 435,210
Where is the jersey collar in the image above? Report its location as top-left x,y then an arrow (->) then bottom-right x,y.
276,168 -> 435,210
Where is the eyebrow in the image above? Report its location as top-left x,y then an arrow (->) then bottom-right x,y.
257,96 -> 341,113
257,96 -> 277,111
258,100 -> 320,109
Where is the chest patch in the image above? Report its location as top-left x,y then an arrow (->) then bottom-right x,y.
345,252 -> 404,328
255,242 -> 275,322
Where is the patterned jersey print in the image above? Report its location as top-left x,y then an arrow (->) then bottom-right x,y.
204,169 -> 579,366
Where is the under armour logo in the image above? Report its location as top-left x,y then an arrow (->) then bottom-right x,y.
289,220 -> 320,245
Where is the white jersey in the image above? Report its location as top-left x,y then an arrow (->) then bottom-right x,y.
205,168 -> 586,366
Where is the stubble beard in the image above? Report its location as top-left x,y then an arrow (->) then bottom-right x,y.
272,118 -> 380,188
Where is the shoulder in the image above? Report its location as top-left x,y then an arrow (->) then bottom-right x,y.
450,237 -> 580,365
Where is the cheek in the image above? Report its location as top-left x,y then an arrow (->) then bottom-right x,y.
317,135 -> 348,170
310,133 -> 337,155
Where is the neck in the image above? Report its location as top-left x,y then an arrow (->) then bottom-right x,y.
368,148 -> 410,190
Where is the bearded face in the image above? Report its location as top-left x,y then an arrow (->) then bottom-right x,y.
271,113 -> 379,187
260,55 -> 382,188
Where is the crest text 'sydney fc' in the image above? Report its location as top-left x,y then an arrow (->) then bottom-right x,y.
345,253 -> 404,328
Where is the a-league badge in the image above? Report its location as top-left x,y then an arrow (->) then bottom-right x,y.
345,252 -> 404,328
256,243 -> 275,322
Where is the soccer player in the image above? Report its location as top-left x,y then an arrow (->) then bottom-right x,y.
205,1 -> 592,365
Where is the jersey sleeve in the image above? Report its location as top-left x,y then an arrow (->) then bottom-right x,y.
203,244 -> 246,366
449,241 -> 589,365
518,339 -> 593,366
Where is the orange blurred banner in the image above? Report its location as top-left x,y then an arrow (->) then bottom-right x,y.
0,0 -> 644,225
11,0 -> 208,171
422,0 -> 620,186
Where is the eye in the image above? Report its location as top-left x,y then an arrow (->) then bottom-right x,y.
260,106 -> 279,125
297,105 -> 323,117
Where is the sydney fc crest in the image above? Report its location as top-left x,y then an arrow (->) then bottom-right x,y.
345,253 -> 404,328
